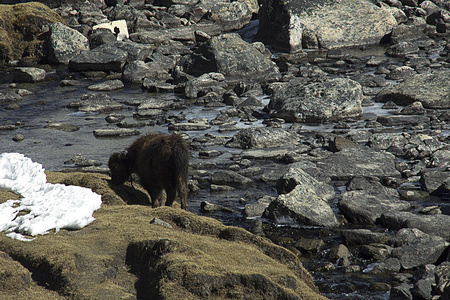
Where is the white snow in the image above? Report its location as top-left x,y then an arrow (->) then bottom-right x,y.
0,153 -> 102,241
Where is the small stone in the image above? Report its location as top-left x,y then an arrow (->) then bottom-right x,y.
12,134 -> 24,142
150,217 -> 173,228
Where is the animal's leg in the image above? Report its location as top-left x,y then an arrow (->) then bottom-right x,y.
147,187 -> 163,208
177,178 -> 188,210
165,187 -> 176,207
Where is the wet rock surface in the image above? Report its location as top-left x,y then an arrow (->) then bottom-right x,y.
0,0 -> 450,299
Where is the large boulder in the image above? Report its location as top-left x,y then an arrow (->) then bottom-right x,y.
0,2 -> 65,64
265,78 -> 362,123
0,172 -> 325,299
264,183 -> 339,228
48,22 -> 90,64
180,33 -> 280,81
256,0 -> 397,53
276,163 -> 335,201
376,71 -> 450,109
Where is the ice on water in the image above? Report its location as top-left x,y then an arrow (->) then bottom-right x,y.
0,153 -> 102,241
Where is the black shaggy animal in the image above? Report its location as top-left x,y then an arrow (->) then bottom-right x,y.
108,133 -> 189,210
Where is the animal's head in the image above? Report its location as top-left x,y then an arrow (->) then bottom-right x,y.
108,151 -> 130,185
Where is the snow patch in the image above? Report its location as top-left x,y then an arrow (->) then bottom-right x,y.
0,153 -> 102,241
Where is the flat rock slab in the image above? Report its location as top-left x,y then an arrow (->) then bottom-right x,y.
257,0 -> 396,52
168,122 -> 211,131
226,127 -> 299,149
13,67 -> 46,83
376,71 -> 450,109
87,79 -> 124,91
69,44 -> 128,72
380,211 -> 450,239
93,128 -> 140,137
339,190 -> 411,225
316,147 -> 401,180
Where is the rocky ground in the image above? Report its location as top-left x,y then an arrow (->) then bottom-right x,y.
1,0 -> 450,299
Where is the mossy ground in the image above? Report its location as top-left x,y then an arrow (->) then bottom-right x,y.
0,171 -> 326,299
0,2 -> 65,64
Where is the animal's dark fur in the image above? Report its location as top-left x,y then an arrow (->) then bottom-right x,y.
108,133 -> 189,210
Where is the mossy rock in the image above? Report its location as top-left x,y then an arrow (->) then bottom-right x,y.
0,171 -> 326,299
0,2 -> 65,64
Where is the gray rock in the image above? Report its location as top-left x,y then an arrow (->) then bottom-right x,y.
376,115 -> 430,126
210,170 -> 253,188
244,196 -> 274,218
428,149 -> 450,168
389,282 -> 413,299
385,41 -> 420,57
390,228 -> 449,269
380,211 -> 450,239
341,229 -> 389,245
130,23 -> 222,44
239,147 -> 296,160
168,121 -> 211,131
150,217 -> 173,228
88,28 -> 117,49
0,91 -> 22,103
316,147 -> 401,180
411,278 -> 433,300
49,22 -> 90,64
88,79 -> 124,91
367,133 -> 409,151
180,33 -> 280,81
68,94 -> 123,113
370,257 -> 401,275
69,44 -> 128,72
64,154 -> 102,167
45,123 -> 80,132
183,72 -> 227,99
226,127 -> 298,149
276,163 -> 335,201
376,71 -> 450,109
207,1 -> 252,31
264,185 -> 338,228
93,128 -> 140,137
420,170 -> 450,194
360,243 -> 392,260
12,134 -> 25,142
266,78 -> 362,123
339,190 -> 410,225
256,0 -> 396,52
399,101 -> 426,115
436,262 -> 450,295
13,67 -> 46,83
